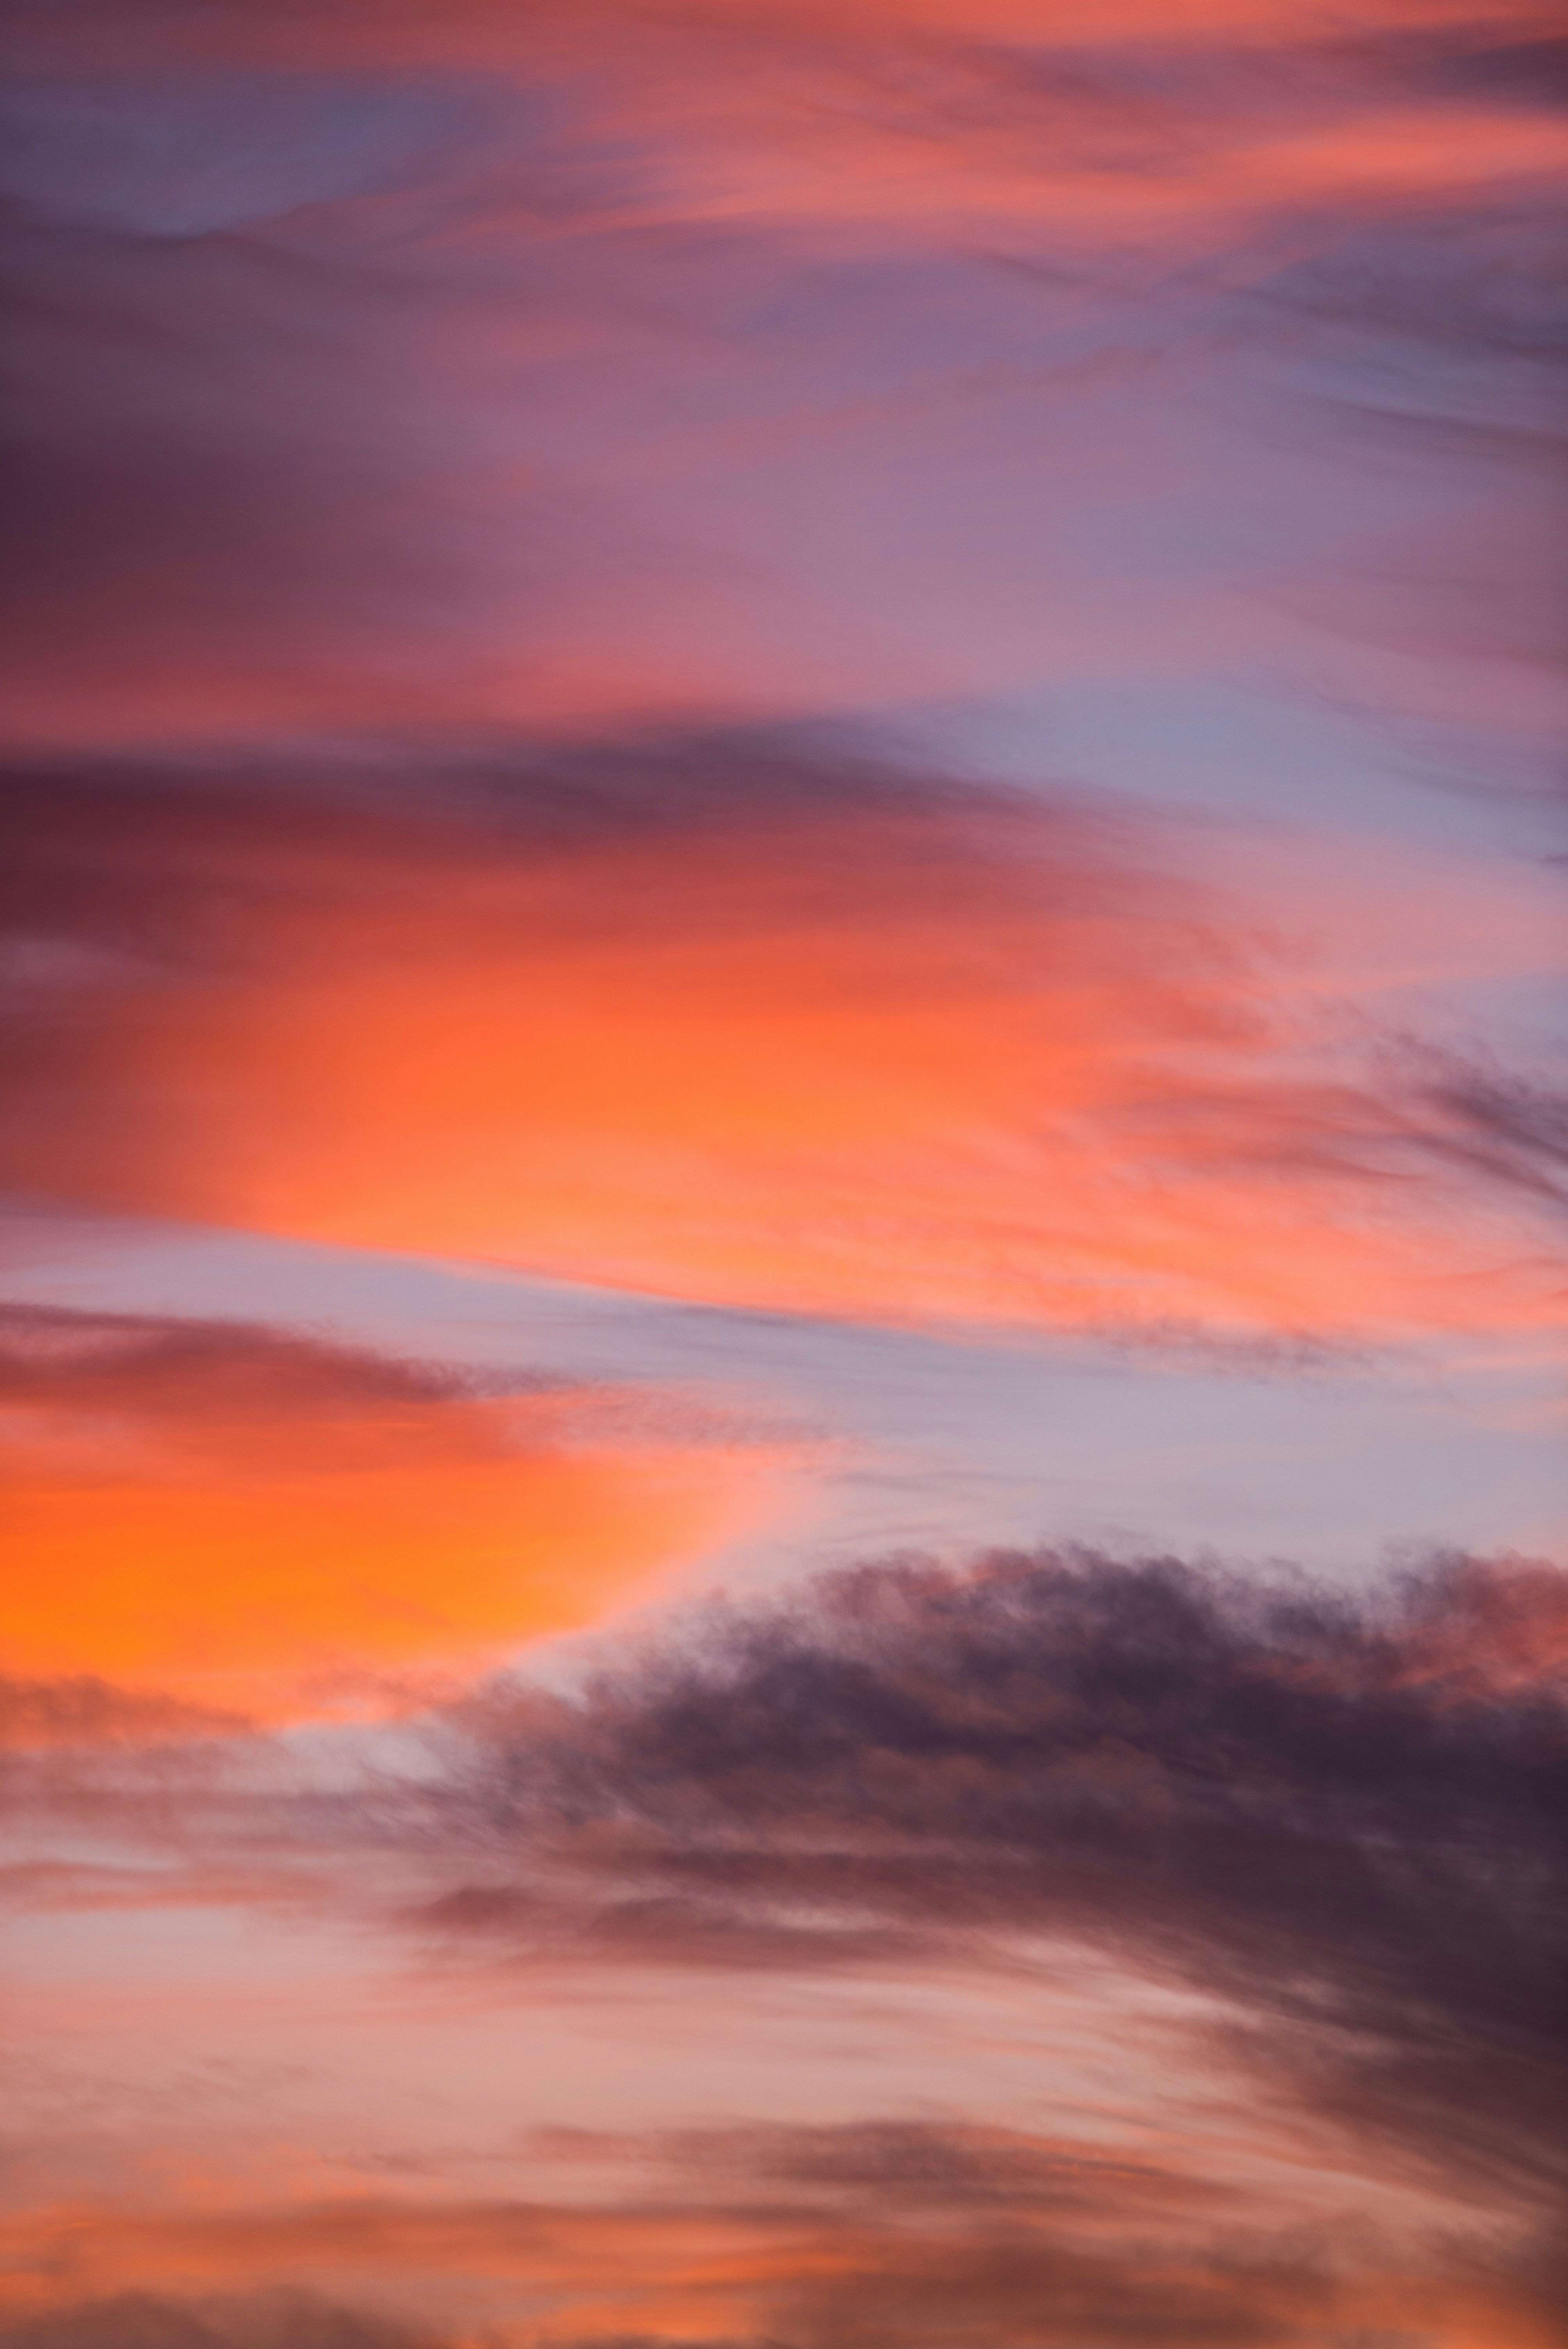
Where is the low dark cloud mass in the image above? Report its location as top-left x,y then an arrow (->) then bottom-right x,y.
0,728 -> 1090,957
9,1545 -> 1563,2230
8,1543 -> 1562,2210
407,1550 -> 1568,2195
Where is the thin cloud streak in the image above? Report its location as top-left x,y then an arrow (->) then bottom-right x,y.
1,0 -> 1560,758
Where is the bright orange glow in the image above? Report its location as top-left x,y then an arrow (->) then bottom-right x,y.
15,797 -> 1554,1348
0,1372 -> 786,1707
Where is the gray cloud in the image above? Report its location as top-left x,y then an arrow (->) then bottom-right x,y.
403,1550 -> 1568,2196
1397,1049 -> 1568,1208
2,1546 -> 1562,2333
0,1299 -> 507,1414
1409,30 -> 1568,109
10,1540 -> 1563,2207
1,1303 -> 1561,2201
0,1674 -> 251,1750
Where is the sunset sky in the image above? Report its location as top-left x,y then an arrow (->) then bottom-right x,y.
1,2 -> 1564,2344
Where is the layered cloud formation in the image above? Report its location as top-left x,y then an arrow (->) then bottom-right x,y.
3,747 -> 1562,1347
1,0 -> 1563,2342
3,1550 -> 1565,2342
2,0 -> 1562,750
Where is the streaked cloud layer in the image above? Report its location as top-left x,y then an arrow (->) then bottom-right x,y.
3,750 -> 1562,1345
0,0 -> 1563,2341
2,1553 -> 1564,2341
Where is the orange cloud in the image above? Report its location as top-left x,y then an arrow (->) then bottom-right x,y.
139,0 -> 1561,77
0,2161 -> 1557,2349
4,765 -> 1560,1349
0,1308 -> 787,1710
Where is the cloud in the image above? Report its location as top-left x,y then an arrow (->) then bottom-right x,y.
0,1299 -> 498,1416
1,7 -> 1560,2342
0,2114 -> 1560,2347
1,0 -> 1560,756
1402,28 -> 1568,110
0,2293 -> 444,2349
0,1675 -> 252,1750
1395,1049 -> 1568,1207
10,1546 -> 1557,2210
1,0 -> 1559,1356
3,743 -> 1562,1349
0,1302 -> 792,1705
387,1550 -> 1567,2198
592,2113 -> 1231,2219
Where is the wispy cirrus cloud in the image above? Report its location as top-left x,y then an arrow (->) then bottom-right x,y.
0,0 -> 1560,755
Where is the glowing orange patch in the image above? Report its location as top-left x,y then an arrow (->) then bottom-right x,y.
52,809 -> 1547,1348
0,1383 -> 783,1710
5,795 -> 1560,1349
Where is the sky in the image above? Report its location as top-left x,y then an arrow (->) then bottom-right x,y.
0,1 -> 1564,2344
